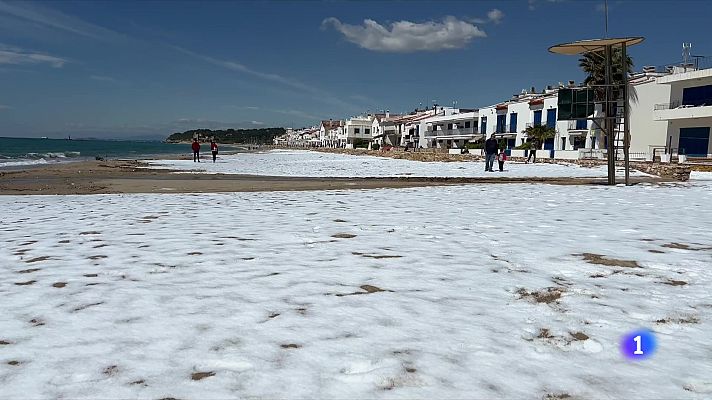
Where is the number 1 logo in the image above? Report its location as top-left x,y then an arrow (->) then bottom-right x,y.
621,330 -> 656,360
633,335 -> 643,355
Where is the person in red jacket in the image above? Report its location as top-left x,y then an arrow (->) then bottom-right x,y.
497,148 -> 507,172
210,140 -> 218,163
192,138 -> 201,162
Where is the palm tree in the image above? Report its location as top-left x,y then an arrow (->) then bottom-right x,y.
579,48 -> 634,101
523,124 -> 556,163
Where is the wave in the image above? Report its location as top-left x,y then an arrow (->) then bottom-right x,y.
23,151 -> 81,159
0,158 -> 49,167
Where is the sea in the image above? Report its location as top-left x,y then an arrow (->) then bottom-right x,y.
0,137 -> 213,168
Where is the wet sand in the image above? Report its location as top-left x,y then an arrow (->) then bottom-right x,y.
0,159 -> 667,195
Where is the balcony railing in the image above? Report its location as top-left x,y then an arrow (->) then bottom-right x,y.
567,120 -> 589,130
425,127 -> 479,137
654,100 -> 712,111
654,100 -> 682,111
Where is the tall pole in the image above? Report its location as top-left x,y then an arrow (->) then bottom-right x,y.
604,0 -> 609,38
605,44 -> 616,185
622,42 -> 631,185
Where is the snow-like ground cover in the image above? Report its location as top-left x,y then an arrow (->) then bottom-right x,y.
2,182 -> 712,399
146,149 -> 652,178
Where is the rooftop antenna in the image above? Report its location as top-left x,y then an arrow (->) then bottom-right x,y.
683,43 -> 692,70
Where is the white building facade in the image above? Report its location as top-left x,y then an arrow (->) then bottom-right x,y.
653,66 -> 712,158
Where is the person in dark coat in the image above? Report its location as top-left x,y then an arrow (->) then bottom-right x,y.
484,133 -> 499,172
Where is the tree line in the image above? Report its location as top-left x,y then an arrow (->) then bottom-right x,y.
165,128 -> 286,144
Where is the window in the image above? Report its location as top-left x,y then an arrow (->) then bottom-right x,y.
509,113 -> 518,133
464,121 -> 471,128
365,128 -> 371,135
496,114 -> 506,133
682,84 -> 712,107
533,110 -> 543,126
546,108 -> 557,128
354,128 -> 360,134
575,119 -> 587,130
447,123 -> 453,130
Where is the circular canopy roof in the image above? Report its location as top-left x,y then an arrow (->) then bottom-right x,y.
549,37 -> 644,55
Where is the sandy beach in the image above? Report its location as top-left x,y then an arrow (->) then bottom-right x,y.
0,158 -> 672,195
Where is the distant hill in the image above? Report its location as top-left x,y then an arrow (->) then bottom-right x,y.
166,128 -> 286,144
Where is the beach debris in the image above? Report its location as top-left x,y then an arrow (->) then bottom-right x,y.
578,253 -> 640,268
191,371 -> 215,381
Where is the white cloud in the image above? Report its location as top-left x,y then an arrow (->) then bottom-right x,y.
0,104 -> 11,110
172,45 -> 315,93
0,44 -> 66,68
90,75 -> 116,82
172,46 -> 361,112
529,0 -> 566,10
322,16 -> 486,53
0,0 -> 122,41
226,105 -> 320,122
250,120 -> 264,125
487,9 -> 505,24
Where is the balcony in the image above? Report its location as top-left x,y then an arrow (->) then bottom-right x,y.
494,124 -> 517,134
654,101 -> 712,120
425,127 -> 479,138
567,120 -> 589,132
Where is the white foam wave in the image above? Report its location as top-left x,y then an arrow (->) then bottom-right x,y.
0,158 -> 49,167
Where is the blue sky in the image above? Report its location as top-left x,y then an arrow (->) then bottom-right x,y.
1,0 -> 711,138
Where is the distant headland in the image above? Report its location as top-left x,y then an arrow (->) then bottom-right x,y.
165,128 -> 286,144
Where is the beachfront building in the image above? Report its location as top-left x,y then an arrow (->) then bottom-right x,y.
398,109 -> 438,149
341,116 -> 372,148
319,119 -> 344,148
476,86 -> 600,159
369,112 -> 404,148
422,109 -> 481,149
653,61 -> 712,158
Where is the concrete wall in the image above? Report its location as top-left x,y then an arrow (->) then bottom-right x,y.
629,80 -> 670,155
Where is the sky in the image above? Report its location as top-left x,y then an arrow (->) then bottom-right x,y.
1,0 -> 711,139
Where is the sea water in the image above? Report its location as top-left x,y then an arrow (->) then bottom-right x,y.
1,137 -> 199,167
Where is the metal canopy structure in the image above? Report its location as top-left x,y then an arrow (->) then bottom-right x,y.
549,37 -> 644,56
549,37 -> 644,185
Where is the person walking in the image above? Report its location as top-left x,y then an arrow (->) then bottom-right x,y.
526,143 -> 537,164
192,138 -> 201,162
484,133 -> 498,172
497,148 -> 507,172
210,140 -> 219,163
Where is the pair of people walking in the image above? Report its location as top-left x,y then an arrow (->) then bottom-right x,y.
191,139 -> 219,163
484,133 -> 507,172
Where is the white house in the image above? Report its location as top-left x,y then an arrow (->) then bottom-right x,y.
369,112 -> 404,147
319,119 -> 344,148
342,116 -> 373,148
422,109 -> 480,149
653,64 -> 712,158
477,87 -> 597,159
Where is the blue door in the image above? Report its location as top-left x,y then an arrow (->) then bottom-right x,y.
546,108 -> 557,128
679,127 -> 710,156
544,137 -> 555,150
496,114 -> 506,133
575,119 -> 587,130
533,110 -> 542,126
509,113 -> 518,133
480,117 -> 487,134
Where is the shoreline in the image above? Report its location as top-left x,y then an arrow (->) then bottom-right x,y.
0,158 -> 674,196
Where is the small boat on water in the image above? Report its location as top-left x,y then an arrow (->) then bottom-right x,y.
40,136 -> 48,139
